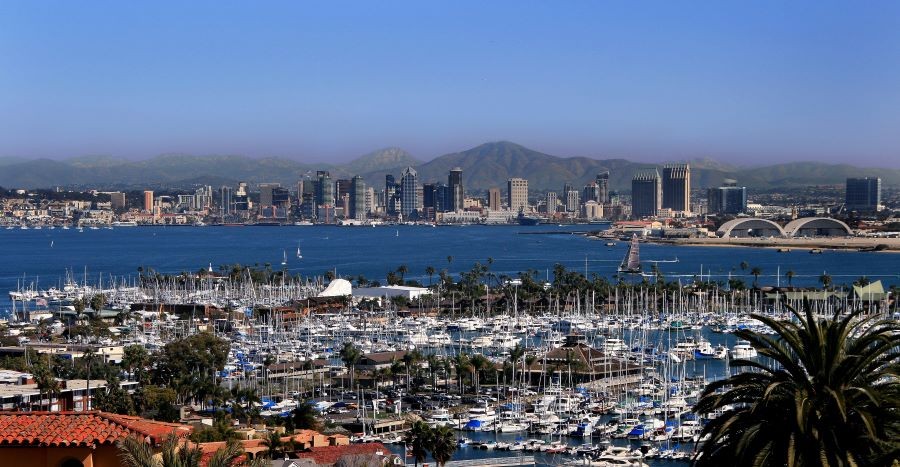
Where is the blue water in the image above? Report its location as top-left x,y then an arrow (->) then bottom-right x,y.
2,224 -> 898,312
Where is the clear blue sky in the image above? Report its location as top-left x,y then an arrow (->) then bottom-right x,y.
1,1 -> 899,166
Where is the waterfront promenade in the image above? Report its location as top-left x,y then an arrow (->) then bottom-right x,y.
651,236 -> 900,252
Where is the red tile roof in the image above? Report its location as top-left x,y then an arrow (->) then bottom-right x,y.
296,442 -> 390,465
0,411 -> 192,447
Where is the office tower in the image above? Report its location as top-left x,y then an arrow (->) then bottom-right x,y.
546,191 -> 558,214
423,183 -> 436,210
846,177 -> 881,212
143,191 -> 154,213
234,182 -> 249,211
109,192 -> 126,210
364,187 -> 375,215
385,174 -> 397,215
596,172 -> 610,203
707,179 -> 747,215
488,188 -> 501,211
434,184 -> 451,212
632,169 -> 661,218
662,164 -> 691,213
271,186 -> 291,208
315,171 -> 333,207
582,183 -> 599,203
507,178 -> 528,212
449,167 -> 464,211
400,166 -> 418,220
335,179 -> 352,203
301,192 -> 316,219
219,186 -> 233,215
349,175 -> 366,220
566,189 -> 580,213
258,183 -> 280,207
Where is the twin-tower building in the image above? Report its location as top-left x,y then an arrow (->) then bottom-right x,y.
631,164 -> 691,218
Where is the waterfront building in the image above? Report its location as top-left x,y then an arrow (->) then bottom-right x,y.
258,183 -> 279,207
384,174 -> 398,216
596,171 -> 610,203
507,177 -> 528,212
315,171 -> 334,208
583,200 -> 603,219
364,186 -> 375,215
488,188 -> 501,211
350,175 -> 366,221
662,163 -> 691,213
219,186 -> 233,215
546,191 -> 558,214
142,190 -> 154,214
846,177 -> 881,212
108,192 -> 125,211
566,189 -> 580,213
400,166 -> 418,220
335,178 -> 352,205
631,169 -> 661,218
449,167 -> 464,211
707,179 -> 747,215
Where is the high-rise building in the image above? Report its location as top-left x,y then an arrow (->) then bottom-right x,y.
546,191 -> 558,214
632,170 -> 661,218
315,171 -> 333,207
143,191 -> 154,213
488,188 -> 501,211
350,175 -> 366,220
400,166 -> 418,220
219,186 -> 233,215
707,179 -> 747,215
423,183 -> 437,210
846,177 -> 881,212
434,184 -> 451,212
596,172 -> 610,204
109,192 -> 125,210
335,179 -> 352,204
507,178 -> 528,212
566,189 -> 580,213
364,187 -> 375,216
385,174 -> 398,216
582,183 -> 599,203
271,186 -> 291,208
234,182 -> 249,211
258,183 -> 280,207
662,164 -> 691,213
449,167 -> 464,211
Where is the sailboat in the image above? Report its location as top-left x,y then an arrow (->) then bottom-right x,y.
281,250 -> 287,266
618,234 -> 642,273
296,245 -> 302,259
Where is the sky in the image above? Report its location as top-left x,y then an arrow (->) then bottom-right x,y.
1,1 -> 899,167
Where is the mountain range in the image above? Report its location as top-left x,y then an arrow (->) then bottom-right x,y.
0,142 -> 897,192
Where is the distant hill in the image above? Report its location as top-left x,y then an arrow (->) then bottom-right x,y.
0,142 -> 897,191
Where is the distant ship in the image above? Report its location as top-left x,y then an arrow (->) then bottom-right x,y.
618,234 -> 642,273
517,213 -> 542,226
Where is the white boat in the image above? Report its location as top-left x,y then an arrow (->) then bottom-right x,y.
732,340 -> 758,358
296,246 -> 302,259
281,250 -> 287,266
111,221 -> 138,227
425,408 -> 455,428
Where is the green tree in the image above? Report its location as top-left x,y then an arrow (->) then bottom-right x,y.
429,425 -> 458,466
33,358 -> 60,411
339,342 -> 362,389
261,431 -> 285,459
750,266 -> 763,288
819,272 -> 833,290
404,421 -> 431,467
291,401 -> 320,430
425,266 -> 436,286
785,269 -> 795,288
123,344 -> 151,383
118,434 -> 202,467
693,303 -> 900,466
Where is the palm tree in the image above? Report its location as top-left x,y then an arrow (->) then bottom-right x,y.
291,401 -> 320,430
819,272 -> 833,290
261,431 -> 284,460
785,269 -> 795,288
750,266 -> 762,288
425,266 -> 436,286
430,425 -> 457,466
507,344 -> 526,392
118,434 -> 203,467
339,342 -> 361,389
693,303 -> 900,466
404,421 -> 431,467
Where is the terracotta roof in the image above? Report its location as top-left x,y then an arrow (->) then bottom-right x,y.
0,411 -> 192,447
296,442 -> 389,465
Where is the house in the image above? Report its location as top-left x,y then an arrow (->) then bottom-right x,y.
524,335 -> 643,387
356,351 -> 407,372
290,442 -> 400,467
0,410 -> 192,467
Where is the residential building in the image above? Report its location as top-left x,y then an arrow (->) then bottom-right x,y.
546,191 -> 558,214
142,190 -> 153,213
488,188 -> 501,211
596,172 -> 610,203
566,189 -> 580,213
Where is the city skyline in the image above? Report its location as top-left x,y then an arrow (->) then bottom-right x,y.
2,2 -> 900,166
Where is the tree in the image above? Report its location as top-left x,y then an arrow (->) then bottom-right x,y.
507,344 -> 526,392
261,431 -> 285,460
73,297 -> 86,323
819,272 -> 833,290
404,421 -> 431,467
425,266 -> 436,286
429,425 -> 458,466
785,269 -> 795,288
291,401 -> 320,430
339,342 -> 362,389
90,293 -> 107,314
123,344 -> 151,383
118,434 -> 202,467
33,358 -> 60,411
749,266 -> 762,288
693,303 -> 900,466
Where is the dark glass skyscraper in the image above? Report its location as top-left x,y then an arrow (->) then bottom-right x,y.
845,177 -> 881,212
400,166 -> 418,220
707,179 -> 747,215
662,164 -> 691,212
631,169 -> 661,218
449,167 -> 464,212
350,175 -> 366,220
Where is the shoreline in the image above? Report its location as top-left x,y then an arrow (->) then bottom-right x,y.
640,236 -> 900,253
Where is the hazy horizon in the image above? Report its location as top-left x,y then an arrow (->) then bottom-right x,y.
2,1 -> 899,167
